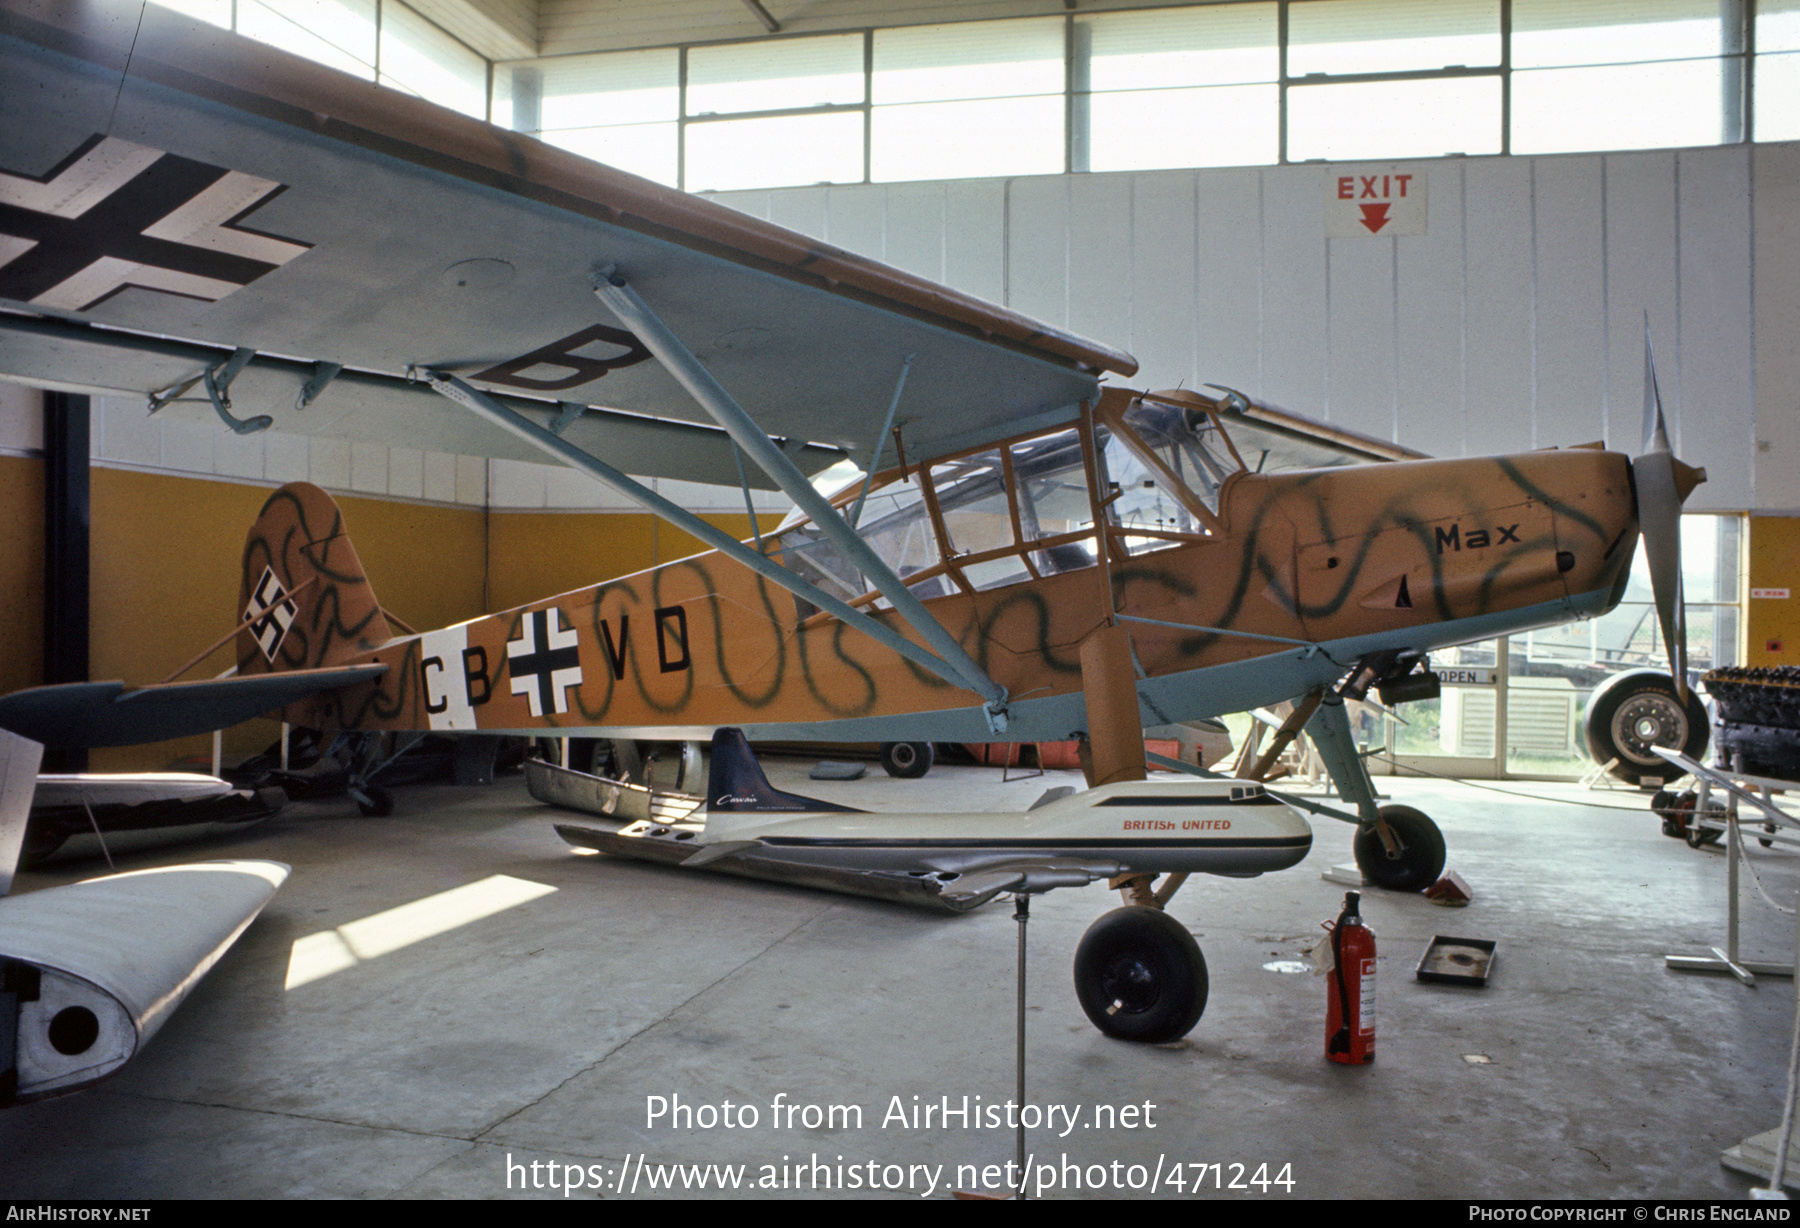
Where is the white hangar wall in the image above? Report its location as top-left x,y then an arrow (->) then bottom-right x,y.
714,141 -> 1800,516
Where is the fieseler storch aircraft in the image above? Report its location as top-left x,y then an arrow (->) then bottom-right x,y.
0,0 -> 1708,1044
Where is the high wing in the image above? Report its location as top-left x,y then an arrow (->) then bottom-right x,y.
0,0 -> 1137,485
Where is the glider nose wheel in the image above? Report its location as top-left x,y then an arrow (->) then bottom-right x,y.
1352,804 -> 1446,892
879,741 -> 934,778
1073,907 -> 1209,1043
1582,669 -> 1709,786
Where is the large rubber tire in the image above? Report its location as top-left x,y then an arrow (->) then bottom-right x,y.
879,741 -> 934,779
1583,669 -> 1709,786
1073,907 -> 1208,1043
1353,804 -> 1446,892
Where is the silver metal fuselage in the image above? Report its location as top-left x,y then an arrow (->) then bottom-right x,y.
700,778 -> 1313,879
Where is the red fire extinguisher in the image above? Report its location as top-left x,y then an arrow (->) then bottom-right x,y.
1326,890 -> 1375,1064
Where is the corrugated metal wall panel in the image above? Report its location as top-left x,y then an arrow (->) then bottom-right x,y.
1462,157 -> 1536,459
1257,165 -> 1329,419
1067,175 -> 1135,360
1003,176 -> 1071,329
1602,153 -> 1680,456
1325,227 -> 1397,445
1677,145 -> 1755,512
1394,161 -> 1466,455
943,179 -> 1007,304
1128,171 -> 1199,395
1531,156 -> 1609,451
1754,144 -> 1800,512
704,141 -> 1784,510
1192,167 -> 1263,402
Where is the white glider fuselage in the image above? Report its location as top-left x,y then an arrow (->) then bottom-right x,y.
700,777 -> 1313,880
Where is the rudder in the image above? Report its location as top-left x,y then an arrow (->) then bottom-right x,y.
706,728 -> 861,820
237,483 -> 393,677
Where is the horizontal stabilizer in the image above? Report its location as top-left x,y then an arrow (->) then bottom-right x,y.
0,859 -> 288,1103
680,840 -> 762,868
0,665 -> 387,748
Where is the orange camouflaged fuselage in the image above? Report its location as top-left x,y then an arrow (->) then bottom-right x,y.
236,391 -> 1636,744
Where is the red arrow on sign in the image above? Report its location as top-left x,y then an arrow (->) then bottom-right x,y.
1359,203 -> 1391,234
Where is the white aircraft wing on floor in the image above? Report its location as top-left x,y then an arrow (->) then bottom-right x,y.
0,729 -> 289,1105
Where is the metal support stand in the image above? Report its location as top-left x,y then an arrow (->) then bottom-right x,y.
1658,748 -> 1798,982
1721,895 -> 1800,1194
79,793 -> 114,872
1013,892 -> 1029,1201
1664,796 -> 1784,983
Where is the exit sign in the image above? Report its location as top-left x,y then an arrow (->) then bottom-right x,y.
1326,167 -> 1427,237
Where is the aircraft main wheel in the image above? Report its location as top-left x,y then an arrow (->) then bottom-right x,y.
879,741 -> 934,779
1583,669 -> 1708,785
1073,907 -> 1208,1043
1353,805 -> 1446,892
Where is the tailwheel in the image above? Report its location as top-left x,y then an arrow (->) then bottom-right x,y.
1073,907 -> 1208,1043
1353,804 -> 1446,892
351,784 -> 394,817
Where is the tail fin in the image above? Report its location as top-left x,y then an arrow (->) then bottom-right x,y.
706,728 -> 861,815
237,483 -> 392,676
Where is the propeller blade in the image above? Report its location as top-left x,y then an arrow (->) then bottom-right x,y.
1642,317 -> 1672,457
1633,318 -> 1691,703
1635,450 -> 1688,701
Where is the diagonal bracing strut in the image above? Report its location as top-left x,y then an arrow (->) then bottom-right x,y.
592,269 -> 1012,733
419,371 -> 981,697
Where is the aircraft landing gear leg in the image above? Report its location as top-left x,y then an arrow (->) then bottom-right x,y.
1109,872 -> 1192,909
1113,872 -> 1158,908
346,731 -> 426,817
1307,695 -> 1446,892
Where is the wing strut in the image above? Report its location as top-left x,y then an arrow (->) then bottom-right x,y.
593,271 -> 1012,733
418,371 -> 979,697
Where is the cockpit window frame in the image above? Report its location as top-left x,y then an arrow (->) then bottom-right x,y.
775,417 -> 1110,628
1093,395 -> 1240,544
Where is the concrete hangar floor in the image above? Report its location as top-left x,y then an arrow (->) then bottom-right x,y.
0,758 -> 1790,1200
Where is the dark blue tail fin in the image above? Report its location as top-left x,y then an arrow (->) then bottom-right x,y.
707,729 -> 862,814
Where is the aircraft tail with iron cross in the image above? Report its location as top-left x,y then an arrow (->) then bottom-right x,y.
236,483 -> 393,679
